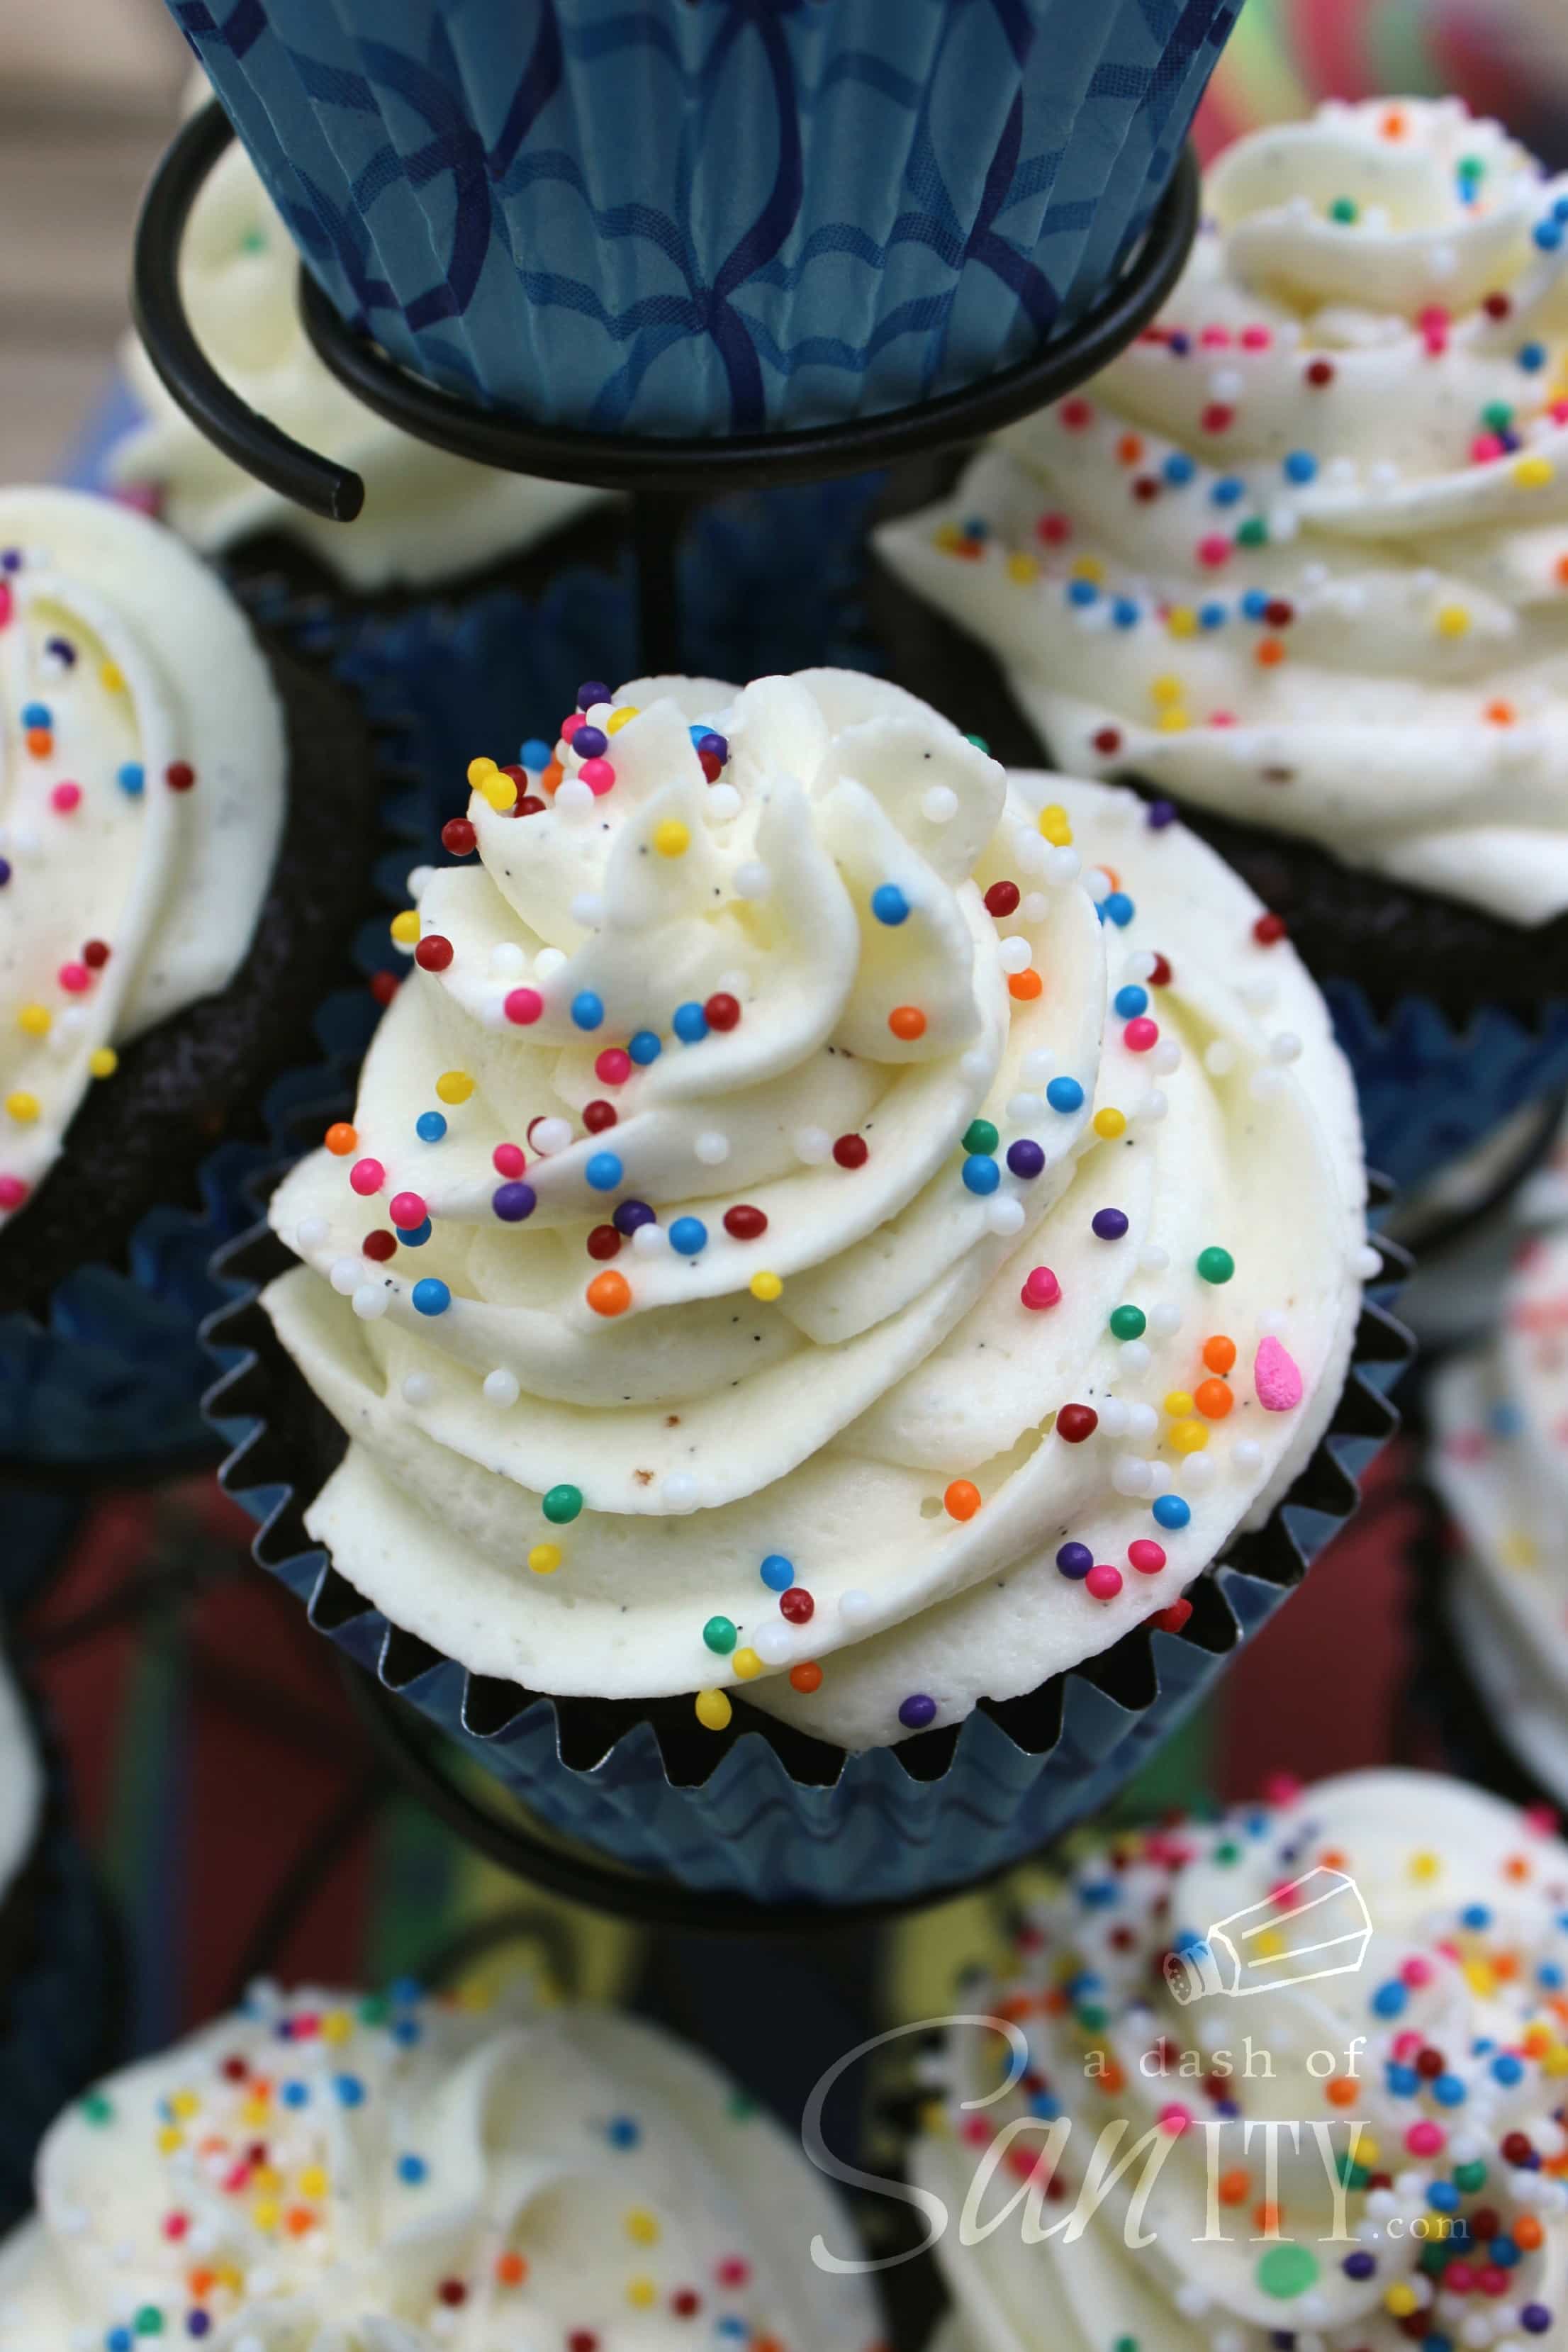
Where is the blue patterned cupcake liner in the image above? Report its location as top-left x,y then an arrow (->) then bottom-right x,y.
170,0 -> 1237,437
203,1208 -> 1409,1910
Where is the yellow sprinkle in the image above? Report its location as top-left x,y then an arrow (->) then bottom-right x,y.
252,2200 -> 279,2235
1253,1927 -> 1287,1961
251,2164 -> 281,2194
1038,802 -> 1073,846
528,1543 -> 562,1577
5,1092 -> 38,1124
1093,1107 -> 1127,1140
1408,1851 -> 1442,1882
1525,2022 -> 1553,2054
1150,674 -> 1184,707
626,2279 -> 657,2311
1435,604 -> 1471,637
1501,1530 -> 1539,1568
653,818 -> 690,858
695,1689 -> 733,1731
1355,2134 -> 1380,2168
1384,2285 -> 1419,2319
1515,454 -> 1555,488
298,2166 -> 328,2199
478,771 -> 518,812
1155,707 -> 1192,734
1007,553 -> 1040,585
1169,1418 -> 1209,1455
320,2010 -> 353,2045
1166,606 -> 1197,639
1544,2045 -> 1568,2078
467,756 -> 498,785
935,522 -> 966,554
1164,1391 -> 1194,1418
1070,555 -> 1106,585
732,1647 -> 763,1681
89,1048 -> 118,1080
435,1070 -> 474,1105
242,2092 -> 270,2124
17,1005 -> 49,1038
625,2210 -> 661,2245
99,660 -> 125,694
607,707 -> 638,734
1464,1957 -> 1499,1997
169,2090 -> 199,2120
389,909 -> 420,947
156,2125 -> 184,2154
749,1271 -> 783,1302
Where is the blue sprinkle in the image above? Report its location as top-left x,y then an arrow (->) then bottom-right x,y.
187,2314 -> 211,2339
1492,2052 -> 1525,2085
411,1278 -> 451,1317
108,2333 -> 133,2352
1371,1978 -> 1408,2018
629,1029 -> 662,1064
1433,2073 -> 1467,2106
1114,985 -> 1148,1018
1241,587 -> 1270,620
1211,475 -> 1245,507
1111,597 -> 1141,629
415,1111 -> 447,1143
669,1215 -> 708,1256
1489,1401 -> 1523,1438
1491,2236 -> 1521,2268
1067,578 -> 1099,607
21,702 -> 49,729
281,2081 -> 309,2108
586,1150 -> 623,1192
1282,450 -> 1317,484
1533,218 -> 1563,250
1556,194 -> 1568,222
1462,1903 -> 1492,1930
1029,2090 -> 1062,2118
571,990 -> 604,1031
607,2115 -> 642,2148
672,1002 -> 709,1043
1046,1075 -> 1085,1112
334,2074 -> 366,2107
396,2153 -> 428,2185
1153,1494 -> 1191,1530
1080,1879 -> 1119,1908
696,730 -> 728,763
1162,452 -> 1196,486
1428,2180 -> 1461,2213
1101,891 -> 1135,926
1518,342 -> 1548,372
117,762 -> 145,797
519,737 -> 554,771
871,883 -> 910,926
961,1154 -> 1000,1195
1199,600 -> 1228,629
760,1555 -> 795,1591
399,1218 -> 432,1248
962,515 -> 990,540
391,2017 -> 422,2046
1542,1960 -> 1565,1988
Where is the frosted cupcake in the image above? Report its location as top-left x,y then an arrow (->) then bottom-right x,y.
0,1981 -> 879,2350
912,1769 -> 1568,2351
879,96 -> 1568,1191
0,488 -> 375,1465
220,668 -> 1395,1904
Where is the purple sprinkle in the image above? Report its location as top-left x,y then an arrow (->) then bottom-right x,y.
697,730 -> 729,763
572,724 -> 608,761
0,859 -> 11,887
1006,1138 -> 1045,1180
1342,2251 -> 1376,2280
45,635 -> 77,667
0,550 -> 20,573
577,679 -> 610,712
897,1693 -> 938,1732
1091,1207 -> 1129,1241
492,1181 -> 537,1223
1167,331 -> 1191,357
1055,1542 -> 1093,1580
612,1199 -> 656,1236
1522,2310 -> 1552,2336
1146,799 -> 1177,829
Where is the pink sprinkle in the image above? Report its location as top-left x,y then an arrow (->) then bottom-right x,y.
1254,1335 -> 1304,1412
1550,400 -> 1568,425
1157,2103 -> 1190,2135
1262,1771 -> 1301,1805
57,963 -> 90,994
595,1047 -> 632,1086
1006,2144 -> 1049,2182
1021,1266 -> 1061,1311
1477,2267 -> 1508,2298
1197,533 -> 1231,568
1525,1801 -> 1560,1835
1210,710 -> 1238,727
715,2258 -> 751,2290
349,1158 -> 384,1197
1199,325 -> 1231,347
578,757 -> 615,795
0,1175 -> 28,1211
1418,305 -> 1450,332
559,712 -> 586,741
1124,1017 -> 1159,1053
504,987 -> 544,1026
0,585 -> 11,627
1444,2264 -> 1476,2297
493,1142 -> 526,1177
1128,1540 -> 1166,1575
959,2117 -> 992,2149
50,781 -> 81,814
1422,327 -> 1447,357
1085,1564 -> 1124,1601
1240,325 -> 1272,350
1405,2119 -> 1445,2157
1036,513 -> 1071,545
389,1192 -> 427,1230
1391,2030 -> 1423,2061
1400,1956 -> 1433,1987
1471,434 -> 1505,464
1270,1876 -> 1301,1910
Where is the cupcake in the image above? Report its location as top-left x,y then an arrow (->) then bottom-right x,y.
175,0 -> 1236,439
0,1650 -> 119,2229
1429,1219 -> 1568,1807
213,667 -> 1399,1905
910,1767 -> 1568,2352
878,96 -> 1568,1193
0,1978 -> 880,2350
0,488 -> 376,1467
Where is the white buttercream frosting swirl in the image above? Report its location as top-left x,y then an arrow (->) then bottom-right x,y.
111,127 -> 606,592
915,1769 -> 1568,2352
0,1983 -> 880,2351
0,488 -> 285,1233
264,669 -> 1369,1752
879,96 -> 1568,926
0,1652 -> 41,1906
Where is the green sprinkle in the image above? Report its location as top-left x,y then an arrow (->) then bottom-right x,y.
962,1119 -> 999,1155
1076,2003 -> 1108,2032
1453,2158 -> 1487,2193
1109,1304 -> 1146,1342
357,1993 -> 389,2025
134,2312 -> 166,2338
1328,196 -> 1359,224
1258,2244 -> 1318,2300
703,1615 -> 737,1656
728,2088 -> 759,2119
543,1484 -> 583,1525
240,227 -> 268,254
1457,153 -> 1485,180
965,733 -> 990,754
1214,1839 -> 1241,1864
1114,2339 -> 1140,2352
1482,401 -> 1514,433
1236,515 -> 1268,548
1197,1246 -> 1235,1285
79,2091 -> 113,2125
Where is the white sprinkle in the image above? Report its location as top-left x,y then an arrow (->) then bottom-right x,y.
1357,1243 -> 1384,1282
1148,1301 -> 1181,1338
352,1284 -> 389,1320
330,1257 -> 360,1296
1137,1090 -> 1169,1121
534,946 -> 568,980
1123,950 -> 1157,982
959,1049 -> 990,1084
1150,1038 -> 1182,1075
999,936 -> 1032,975
1204,1041 -> 1236,1077
1112,1455 -> 1154,1497
1022,1047 -> 1055,1084
1209,367 -> 1243,401
1233,1438 -> 1262,1474
402,1372 -> 435,1407
632,1222 -> 669,1258
1007,1092 -> 1043,1123
406,863 -> 434,900
707,783 -> 741,821
663,1472 -> 698,1511
1023,891 -> 1049,922
1046,846 -> 1081,885
839,1588 -> 875,1624
1014,831 -> 1048,875
1138,1243 -> 1169,1274
1119,1340 -> 1152,1374
1182,1455 -> 1215,1492
490,941 -> 527,976
294,1215 -> 328,1253
1249,1067 -> 1286,1101
556,778 -> 595,821
1098,1398 -> 1131,1438
1428,240 -> 1458,279
1238,973 -> 1278,1010
986,1196 -> 1025,1237
570,892 -> 603,929
1127,1401 -> 1159,1443
1144,1456 -> 1172,1493
694,1131 -> 731,1166
483,1368 -> 520,1408
1084,864 -> 1112,903
734,860 -> 772,899
754,1622 -> 793,1667
586,701 -> 614,727
794,1125 -> 831,1165
1269,1030 -> 1303,1063
922,785 -> 958,823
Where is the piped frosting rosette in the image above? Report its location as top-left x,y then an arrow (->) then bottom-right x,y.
263,670 -> 1371,1755
0,1983 -> 880,2351
879,96 -> 1568,929
914,1769 -> 1568,2352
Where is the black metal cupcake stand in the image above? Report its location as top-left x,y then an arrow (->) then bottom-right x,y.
124,96 -> 1214,1947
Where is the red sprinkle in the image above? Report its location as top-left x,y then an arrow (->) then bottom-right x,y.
363,1231 -> 397,1262
1304,359 -> 1335,388
704,992 -> 741,1031
414,935 -> 454,972
582,1099 -> 617,1133
780,1588 -> 814,1623
587,1225 -> 622,1261
833,1134 -> 868,1170
984,880 -> 1021,917
723,1204 -> 768,1241
165,761 -> 196,792
82,939 -> 111,969
441,818 -> 477,856
1253,912 -> 1288,946
1057,1403 -> 1099,1444
1092,727 -> 1123,757
369,971 -> 398,1007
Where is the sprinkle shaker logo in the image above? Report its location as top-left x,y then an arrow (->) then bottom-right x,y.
1164,1864 -> 1374,2002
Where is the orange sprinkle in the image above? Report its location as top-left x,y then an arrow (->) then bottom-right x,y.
1254,2202 -> 1282,2234
995,1993 -> 1038,2022
187,2272 -> 216,2301
789,1660 -> 823,1695
1194,1377 -> 1234,1421
1319,1847 -> 1348,1871
284,2207 -> 315,2239
1008,969 -> 1043,1002
1255,637 -> 1286,668
887,1005 -> 927,1041
1116,432 -> 1144,466
1218,2169 -> 1250,2206
1493,1950 -> 1521,1980
1202,1335 -> 1236,1374
1381,107 -> 1407,137
1504,1853 -> 1533,1881
1099,2061 -> 1126,2093
496,2253 -> 529,2287
541,760 -> 564,794
324,1121 -> 357,1156
944,1479 -> 981,1521
586,1270 -> 632,1317
1516,2215 -> 1545,2251
1556,554 -> 1568,586
1485,699 -> 1517,725
1325,2076 -> 1359,2107
25,728 -> 51,758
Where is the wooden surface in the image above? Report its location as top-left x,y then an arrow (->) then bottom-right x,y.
0,0 -> 184,483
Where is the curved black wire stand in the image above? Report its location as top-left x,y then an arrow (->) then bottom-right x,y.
132,101 -> 1201,671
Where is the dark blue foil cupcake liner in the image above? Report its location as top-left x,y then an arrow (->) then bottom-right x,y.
204,1209 -> 1409,1910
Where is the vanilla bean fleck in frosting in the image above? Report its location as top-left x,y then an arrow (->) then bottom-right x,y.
264,669 -> 1370,1750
